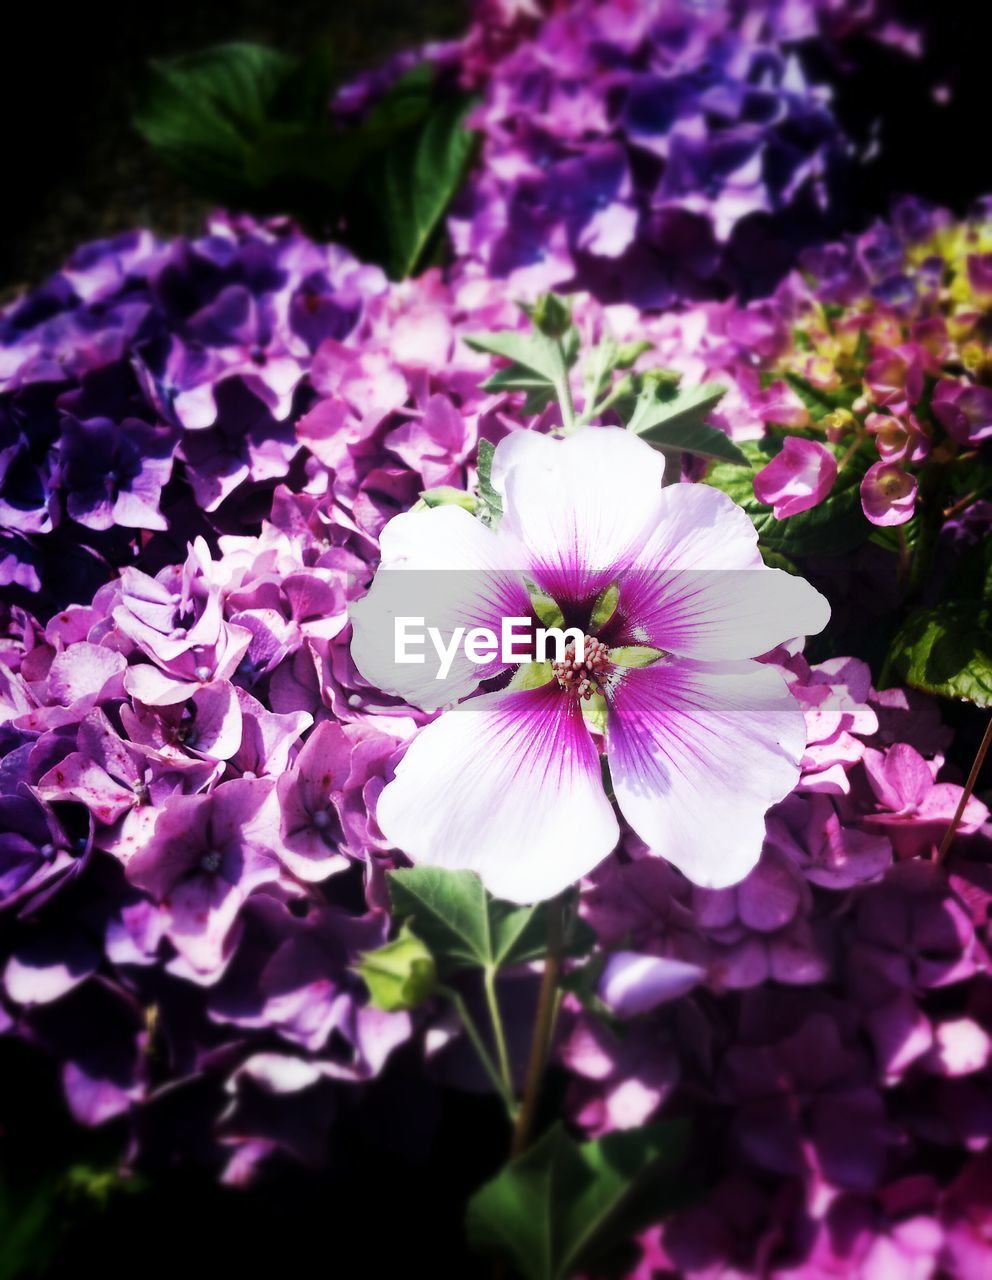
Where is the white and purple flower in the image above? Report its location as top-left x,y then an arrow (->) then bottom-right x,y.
352,427 -> 829,901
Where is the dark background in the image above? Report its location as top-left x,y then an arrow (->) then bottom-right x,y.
0,0 -> 467,293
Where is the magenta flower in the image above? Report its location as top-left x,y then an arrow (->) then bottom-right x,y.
860,461 -> 918,526
753,437 -> 838,518
352,428 -> 828,901
932,378 -> 992,445
865,411 -> 930,464
861,743 -> 989,860
864,343 -> 924,409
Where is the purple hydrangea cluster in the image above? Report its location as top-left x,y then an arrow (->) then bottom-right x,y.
0,214 -> 387,611
0,261 -> 559,1179
564,648 -> 992,1275
442,0 -> 860,308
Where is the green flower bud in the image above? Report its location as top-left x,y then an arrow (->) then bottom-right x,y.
357,924 -> 437,1012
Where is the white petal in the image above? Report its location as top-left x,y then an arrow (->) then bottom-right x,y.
607,659 -> 807,888
376,684 -> 619,903
492,427 -> 666,608
608,484 -> 830,658
350,504 -> 531,712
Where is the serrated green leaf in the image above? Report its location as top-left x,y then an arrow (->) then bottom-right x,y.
386,868 -> 540,973
644,417 -> 747,465
387,868 -> 591,975
482,365 -> 556,394
625,381 -> 739,462
705,440 -> 871,557
377,96 -> 476,279
465,329 -> 567,387
475,438 -> 504,527
886,603 -> 992,707
466,1121 -> 689,1280
782,371 -> 857,423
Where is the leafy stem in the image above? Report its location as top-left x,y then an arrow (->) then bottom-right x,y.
439,984 -> 517,1118
554,355 -> 577,434
510,895 -> 564,1157
483,965 -> 515,1108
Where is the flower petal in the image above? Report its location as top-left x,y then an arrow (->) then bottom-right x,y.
375,683 -> 619,902
350,504 -> 531,712
492,427 -> 666,610
607,659 -> 807,888
603,484 -> 829,658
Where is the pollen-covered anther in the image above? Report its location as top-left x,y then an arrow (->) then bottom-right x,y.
552,636 -> 612,700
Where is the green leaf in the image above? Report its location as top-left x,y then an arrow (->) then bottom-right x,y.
886,602 -> 992,707
625,380 -> 742,462
0,1173 -> 60,1280
375,95 -> 476,278
466,1122 -> 689,1280
705,439 -> 871,557
482,366 -> 558,394
361,62 -> 434,136
134,43 -> 338,200
356,923 -> 437,1012
642,416 -> 747,465
465,329 -> 567,388
475,438 -> 504,527
387,868 -> 540,972
782,371 -> 857,423
387,868 -> 590,975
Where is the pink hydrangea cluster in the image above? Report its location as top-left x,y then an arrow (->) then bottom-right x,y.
565,648 -> 991,1275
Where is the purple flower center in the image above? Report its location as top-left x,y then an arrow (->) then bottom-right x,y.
552,636 -> 611,700
200,849 -> 223,874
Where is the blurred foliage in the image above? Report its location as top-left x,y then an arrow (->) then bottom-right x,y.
135,45 -> 475,278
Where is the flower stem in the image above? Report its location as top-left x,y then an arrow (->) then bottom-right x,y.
439,985 -> 517,1119
483,965 -> 514,1104
556,372 -> 577,433
937,714 -> 992,865
510,896 -> 564,1158
835,434 -> 864,472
